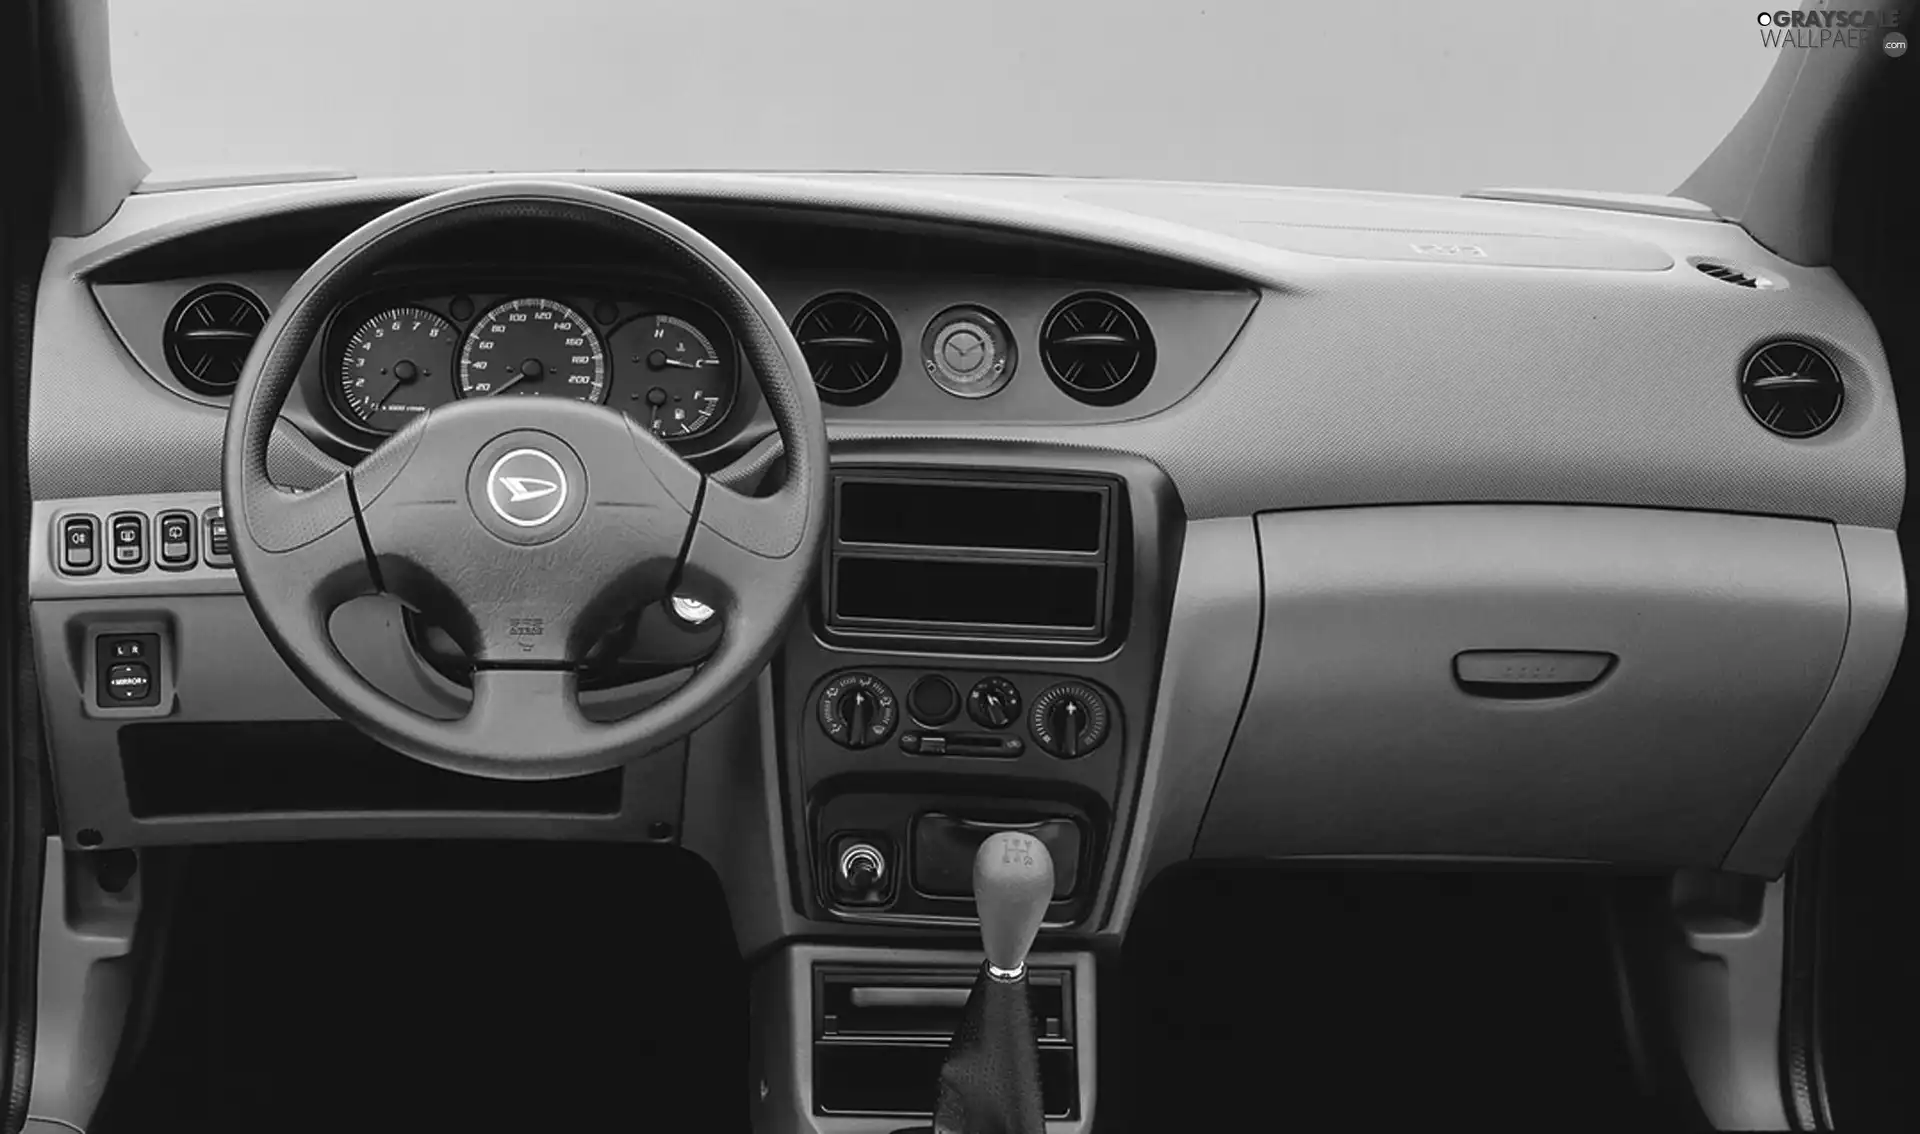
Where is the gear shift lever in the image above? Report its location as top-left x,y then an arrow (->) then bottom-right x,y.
977,831 -> 1054,980
931,832 -> 1053,1134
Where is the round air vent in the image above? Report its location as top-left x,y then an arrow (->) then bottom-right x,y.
164,284 -> 268,395
1741,341 -> 1843,438
1040,292 -> 1155,406
792,293 -> 899,406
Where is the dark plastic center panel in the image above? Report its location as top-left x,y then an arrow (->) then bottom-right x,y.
783,440 -> 1182,933
119,721 -> 623,818
811,964 -> 1080,1120
823,468 -> 1120,647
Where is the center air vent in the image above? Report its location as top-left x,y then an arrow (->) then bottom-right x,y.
1689,256 -> 1779,290
1040,292 -> 1155,406
164,284 -> 268,396
793,293 -> 900,406
1741,340 -> 1843,438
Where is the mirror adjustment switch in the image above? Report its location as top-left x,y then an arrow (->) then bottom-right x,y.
156,510 -> 197,570
107,512 -> 148,573
58,514 -> 100,575
95,634 -> 162,709
202,506 -> 232,568
105,663 -> 152,703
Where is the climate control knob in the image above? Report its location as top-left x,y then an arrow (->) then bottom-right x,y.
1028,682 -> 1110,759
967,677 -> 1022,730
818,672 -> 898,749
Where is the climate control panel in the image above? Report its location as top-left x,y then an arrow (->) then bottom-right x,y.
815,669 -> 1114,762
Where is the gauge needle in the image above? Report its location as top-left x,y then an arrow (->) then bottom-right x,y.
489,358 -> 543,396
371,359 -> 419,411
644,350 -> 699,371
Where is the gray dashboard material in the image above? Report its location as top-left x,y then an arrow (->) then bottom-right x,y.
1100,517 -> 1260,936
1195,505 -> 1865,869
1722,524 -> 1906,876
29,173 -> 1905,529
18,173 -> 1907,894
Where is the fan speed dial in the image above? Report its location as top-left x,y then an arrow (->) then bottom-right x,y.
1028,682 -> 1110,759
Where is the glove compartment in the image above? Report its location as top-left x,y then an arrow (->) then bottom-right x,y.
1193,505 -> 1851,867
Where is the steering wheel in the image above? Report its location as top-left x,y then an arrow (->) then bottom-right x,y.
222,182 -> 829,780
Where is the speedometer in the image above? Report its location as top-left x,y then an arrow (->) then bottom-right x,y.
457,297 -> 607,404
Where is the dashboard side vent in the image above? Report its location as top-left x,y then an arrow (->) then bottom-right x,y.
1689,256 -> 1779,290
164,284 -> 269,395
793,293 -> 900,406
1741,340 -> 1843,438
1040,292 -> 1155,406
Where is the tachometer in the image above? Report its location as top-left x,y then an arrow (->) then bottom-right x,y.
609,314 -> 734,440
336,307 -> 459,432
457,297 -> 607,404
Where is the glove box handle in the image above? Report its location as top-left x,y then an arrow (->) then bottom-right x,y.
1453,650 -> 1616,699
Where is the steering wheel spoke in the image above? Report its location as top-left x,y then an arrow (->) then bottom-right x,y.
453,668 -> 594,776
678,477 -> 813,626
230,472 -> 378,628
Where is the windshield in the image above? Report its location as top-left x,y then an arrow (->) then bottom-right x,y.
111,0 -> 1776,195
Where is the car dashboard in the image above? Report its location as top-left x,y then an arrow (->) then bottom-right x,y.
22,173 -> 1907,965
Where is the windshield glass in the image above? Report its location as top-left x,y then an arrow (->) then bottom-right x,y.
111,0 -> 1777,195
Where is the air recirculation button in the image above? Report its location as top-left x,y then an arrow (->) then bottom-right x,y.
818,672 -> 898,749
1028,682 -> 1110,759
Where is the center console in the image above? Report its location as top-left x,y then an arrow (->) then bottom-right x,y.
759,442 -> 1177,1130
779,442 -> 1181,934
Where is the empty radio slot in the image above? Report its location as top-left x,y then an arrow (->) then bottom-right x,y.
836,478 -> 1108,553
825,469 -> 1125,647
833,556 -> 1103,634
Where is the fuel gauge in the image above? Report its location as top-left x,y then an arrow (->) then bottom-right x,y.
611,314 -> 736,441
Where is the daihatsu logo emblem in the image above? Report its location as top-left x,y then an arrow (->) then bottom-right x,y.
498,476 -> 559,503
486,448 -> 569,527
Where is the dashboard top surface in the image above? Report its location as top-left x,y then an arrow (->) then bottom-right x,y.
28,172 -> 1905,530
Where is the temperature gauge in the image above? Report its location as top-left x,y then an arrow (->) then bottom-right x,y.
610,314 -> 736,441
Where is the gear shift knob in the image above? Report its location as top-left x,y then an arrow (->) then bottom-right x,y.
974,831 -> 1054,979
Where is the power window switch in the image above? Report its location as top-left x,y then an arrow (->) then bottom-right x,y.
58,514 -> 100,575
104,663 -> 153,704
107,513 -> 148,573
156,510 -> 197,570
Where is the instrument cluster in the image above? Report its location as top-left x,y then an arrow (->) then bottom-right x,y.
323,281 -> 741,446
